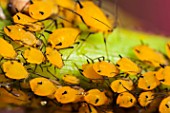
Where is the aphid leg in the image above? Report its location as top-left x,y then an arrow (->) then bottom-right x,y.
83,54 -> 94,63
33,64 -> 37,73
47,68 -> 59,81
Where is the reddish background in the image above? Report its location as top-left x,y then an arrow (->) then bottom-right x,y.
119,0 -> 170,36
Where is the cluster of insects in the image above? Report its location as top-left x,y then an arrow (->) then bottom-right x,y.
0,0 -> 170,113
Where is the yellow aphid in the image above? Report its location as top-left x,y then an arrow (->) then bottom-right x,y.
155,68 -> 164,81
2,61 -> 29,80
76,1 -> 112,32
0,88 -> 30,105
4,25 -> 25,40
84,89 -> 108,106
116,92 -> 136,108
110,79 -> 133,93
79,103 -> 98,113
46,47 -> 63,68
159,96 -> 170,113
82,63 -> 103,80
62,74 -> 80,85
138,91 -> 154,107
24,22 -> 44,32
30,77 -> 57,96
138,72 -> 160,90
0,38 -> 16,59
165,42 -> 170,59
48,28 -> 80,49
13,12 -> 37,25
24,47 -> 45,64
93,61 -> 119,77
29,1 -> 55,20
54,86 -> 83,104
159,66 -> 170,86
4,25 -> 38,46
55,0 -> 75,9
116,57 -> 141,75
133,45 -> 167,67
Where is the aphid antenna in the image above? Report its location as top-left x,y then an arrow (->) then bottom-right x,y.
47,68 -> 59,81
33,64 -> 38,73
93,56 -> 105,62
87,103 -> 92,112
56,15 -> 72,24
75,0 -> 84,9
64,33 -> 82,61
38,33 -> 47,45
2,86 -> 20,97
72,62 -> 83,74
64,7 -> 87,25
20,52 -> 28,64
103,37 -> 110,62
82,54 -> 95,63
91,17 -> 112,29
44,30 -> 52,34
14,45 -> 24,50
32,72 -> 50,80
76,32 -> 94,51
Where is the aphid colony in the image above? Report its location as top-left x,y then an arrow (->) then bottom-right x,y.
0,0 -> 170,113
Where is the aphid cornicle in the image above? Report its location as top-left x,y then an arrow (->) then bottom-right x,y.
2,61 -> 29,80
116,57 -> 141,75
47,28 -> 80,49
24,47 -> 45,64
54,86 -> 83,104
133,45 -> 167,67
76,1 -> 112,33
30,77 -> 57,96
84,89 -> 108,106
0,38 -> 17,59
138,91 -> 154,107
159,96 -> 170,113
93,61 -> 119,77
138,71 -> 160,90
45,46 -> 63,68
110,79 -> 133,93
116,92 -> 136,108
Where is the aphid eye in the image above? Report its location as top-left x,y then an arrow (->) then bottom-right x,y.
62,91 -> 67,95
16,15 -> 20,20
146,95 -> 148,98
166,104 -> 169,108
130,99 -> 133,103
37,81 -> 42,85
95,98 -> 99,104
147,86 -> 150,89
97,70 -> 101,72
39,11 -> 44,15
56,42 -> 62,46
135,49 -> 140,53
47,42 -> 52,46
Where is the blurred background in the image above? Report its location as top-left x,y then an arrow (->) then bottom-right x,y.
118,0 -> 170,36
